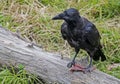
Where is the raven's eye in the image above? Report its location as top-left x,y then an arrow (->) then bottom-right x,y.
70,12 -> 75,16
64,11 -> 70,16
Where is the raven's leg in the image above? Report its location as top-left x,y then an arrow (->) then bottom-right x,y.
85,56 -> 92,69
83,50 -> 96,72
83,56 -> 95,73
67,49 -> 79,68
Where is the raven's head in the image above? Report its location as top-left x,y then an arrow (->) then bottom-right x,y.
52,8 -> 80,22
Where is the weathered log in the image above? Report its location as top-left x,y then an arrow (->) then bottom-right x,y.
0,26 -> 120,84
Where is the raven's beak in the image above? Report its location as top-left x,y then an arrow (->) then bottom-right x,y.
52,13 -> 65,20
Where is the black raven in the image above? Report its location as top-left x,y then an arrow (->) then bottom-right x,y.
52,8 -> 106,72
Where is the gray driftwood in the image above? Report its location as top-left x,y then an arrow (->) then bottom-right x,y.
0,26 -> 120,84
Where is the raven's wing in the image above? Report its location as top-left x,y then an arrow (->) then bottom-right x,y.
61,22 -> 68,40
84,24 -> 101,47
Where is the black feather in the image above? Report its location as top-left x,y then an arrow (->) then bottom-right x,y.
93,48 -> 106,61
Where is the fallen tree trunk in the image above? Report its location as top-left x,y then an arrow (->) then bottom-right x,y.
0,26 -> 120,84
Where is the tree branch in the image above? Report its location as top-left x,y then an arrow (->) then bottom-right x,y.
0,26 -> 120,84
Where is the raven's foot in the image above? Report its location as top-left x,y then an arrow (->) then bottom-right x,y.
67,61 -> 76,68
83,66 -> 96,73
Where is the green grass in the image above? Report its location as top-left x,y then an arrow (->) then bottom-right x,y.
0,0 -> 120,82
0,64 -> 45,84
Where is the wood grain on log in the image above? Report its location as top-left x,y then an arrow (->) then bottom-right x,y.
0,26 -> 120,84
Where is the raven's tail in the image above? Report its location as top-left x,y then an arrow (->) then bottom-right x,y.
93,48 -> 106,61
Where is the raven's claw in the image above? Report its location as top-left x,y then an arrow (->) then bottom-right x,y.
67,61 -> 75,68
83,66 -> 96,73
